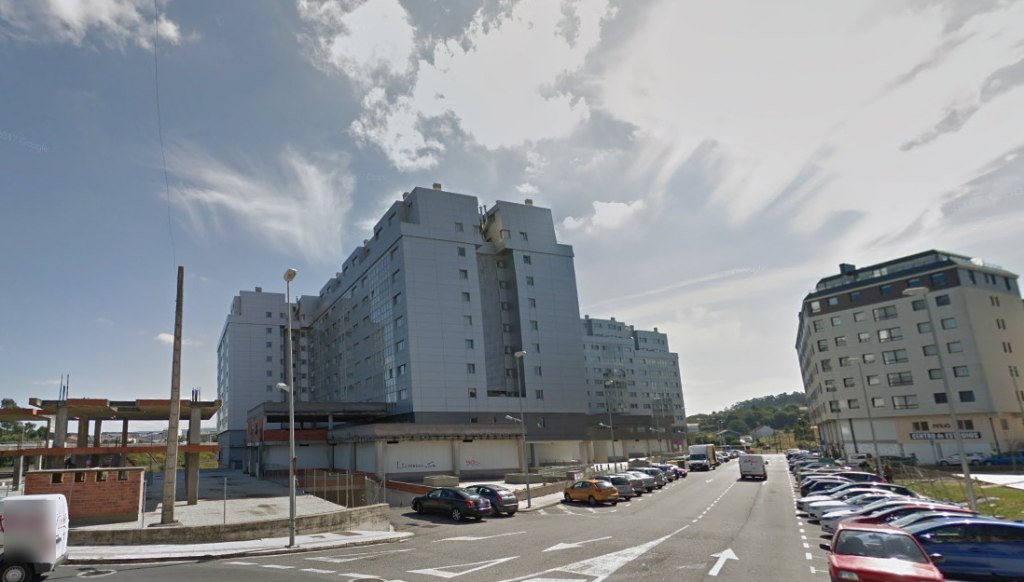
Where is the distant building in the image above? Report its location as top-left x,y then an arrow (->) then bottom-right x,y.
751,425 -> 776,440
797,250 -> 1024,463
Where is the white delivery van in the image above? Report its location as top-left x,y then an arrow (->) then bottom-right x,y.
0,494 -> 70,582
738,454 -> 767,480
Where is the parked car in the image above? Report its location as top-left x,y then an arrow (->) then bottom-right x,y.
411,487 -> 492,521
463,484 -> 519,516
798,484 -> 917,513
906,516 -> 1024,580
635,467 -> 667,488
889,510 -> 985,530
808,491 -> 904,520
936,452 -> 989,466
591,474 -> 634,500
824,501 -> 972,534
800,478 -> 854,497
624,470 -> 656,493
981,452 -> 1024,466
563,480 -> 619,506
820,522 -> 944,582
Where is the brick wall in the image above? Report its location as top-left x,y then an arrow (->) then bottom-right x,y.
25,468 -> 144,526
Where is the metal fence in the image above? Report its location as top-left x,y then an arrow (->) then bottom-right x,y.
260,465 -> 383,507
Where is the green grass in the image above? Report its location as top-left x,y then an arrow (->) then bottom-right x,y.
126,451 -> 219,471
900,475 -> 1024,520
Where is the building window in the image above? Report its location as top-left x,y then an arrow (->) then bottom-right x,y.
878,327 -> 902,343
843,377 -> 855,388
455,221 -> 464,232
934,392 -> 948,404
912,421 -> 930,431
892,395 -> 918,409
858,332 -> 871,343
266,327 -> 273,334
931,272 -> 947,287
831,316 -> 842,326
395,315 -> 404,327
467,363 -> 476,374
829,401 -> 841,412
941,318 -> 957,330
953,366 -> 969,378
862,353 -> 876,364
458,246 -> 466,257
459,269 -> 469,280
957,419 -> 974,430
917,322 -> 933,333
850,291 -> 862,302
882,349 -> 909,364
813,320 -> 824,332
266,341 -> 272,348
923,344 -> 938,356
887,371 -> 914,386
533,366 -> 542,376
935,294 -> 951,306
846,398 -> 860,409
496,259 -> 506,268
397,364 -> 407,376
835,336 -> 847,347
392,292 -> 402,305
866,375 -> 880,385
997,318 -> 1007,330
827,297 -> 839,306
501,301 -> 512,311
928,369 -> 943,379
523,255 -> 532,264
468,388 -> 477,398
912,299 -> 926,311
532,343 -> 541,353
462,292 -> 471,302
872,305 -> 897,320
526,276 -> 534,286
530,320 -> 539,330
817,339 -> 829,352
880,284 -> 894,295
824,379 -> 836,392
821,359 -> 833,372
499,280 -> 509,289
465,339 -> 474,349
839,356 -> 851,367
958,390 -> 975,403
810,301 -> 821,314
1003,341 -> 1014,354
871,397 -> 885,408
528,298 -> 537,308
266,311 -> 272,318
266,370 -> 273,377
947,341 -> 963,353
853,311 -> 866,322
463,315 -> 473,325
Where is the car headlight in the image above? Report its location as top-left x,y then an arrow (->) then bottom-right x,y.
837,571 -> 860,581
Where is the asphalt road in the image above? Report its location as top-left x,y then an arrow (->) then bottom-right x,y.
49,455 -> 833,582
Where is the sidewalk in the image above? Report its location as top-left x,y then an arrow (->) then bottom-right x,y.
66,530 -> 413,565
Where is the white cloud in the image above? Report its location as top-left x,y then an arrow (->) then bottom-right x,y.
95,317 -> 113,326
167,143 -> 355,265
154,332 -> 200,347
561,198 -> 645,234
0,0 -> 185,49
30,379 -> 61,386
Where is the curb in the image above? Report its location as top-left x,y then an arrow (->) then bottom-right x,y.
65,532 -> 414,565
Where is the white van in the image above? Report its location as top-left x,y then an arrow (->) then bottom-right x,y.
1,494 -> 70,582
738,454 -> 767,480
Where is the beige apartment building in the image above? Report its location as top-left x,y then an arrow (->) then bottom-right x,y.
797,251 -> 1024,464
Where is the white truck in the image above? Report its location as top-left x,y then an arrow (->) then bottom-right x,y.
687,444 -> 718,471
0,494 -> 70,582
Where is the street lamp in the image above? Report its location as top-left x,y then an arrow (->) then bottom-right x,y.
604,378 -> 618,470
282,267 -> 298,546
505,415 -> 532,508
849,357 -> 882,477
512,350 -> 531,508
903,286 -> 976,510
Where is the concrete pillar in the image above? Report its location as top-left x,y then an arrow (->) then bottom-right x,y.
374,440 -> 385,479
515,435 -> 525,472
451,440 -> 461,478
75,415 -> 90,468
92,418 -> 102,467
12,455 -> 23,490
348,443 -> 356,475
186,406 -> 202,504
48,406 -> 68,469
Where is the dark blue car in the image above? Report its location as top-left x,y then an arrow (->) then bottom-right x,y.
980,452 -> 1024,466
905,517 -> 1024,580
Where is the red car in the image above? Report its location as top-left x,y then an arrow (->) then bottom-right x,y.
821,522 -> 944,582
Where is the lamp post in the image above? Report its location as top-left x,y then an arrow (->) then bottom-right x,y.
283,267 -> 298,546
604,378 -> 618,470
903,286 -> 976,510
850,357 -> 882,476
512,351 -> 531,508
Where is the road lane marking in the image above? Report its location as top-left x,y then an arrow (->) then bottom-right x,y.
300,568 -> 336,574
309,549 -> 415,563
408,557 -> 518,579
707,548 -> 738,577
226,562 -> 257,566
261,564 -> 294,569
803,542 -> 809,549
437,531 -> 525,542
805,552 -> 813,560
544,536 -> 613,552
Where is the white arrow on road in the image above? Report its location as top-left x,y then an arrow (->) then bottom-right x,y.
437,531 -> 526,542
708,548 -> 738,577
543,536 -> 612,552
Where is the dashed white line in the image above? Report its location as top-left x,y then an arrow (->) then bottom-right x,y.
300,568 -> 336,574
803,542 -> 810,549
261,564 -> 294,569
805,552 -> 813,560
225,562 -> 257,566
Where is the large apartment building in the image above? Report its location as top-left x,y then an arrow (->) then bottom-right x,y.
217,185 -> 687,472
797,251 -> 1024,463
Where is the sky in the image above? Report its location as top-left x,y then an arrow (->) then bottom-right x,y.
2,0 -> 1024,429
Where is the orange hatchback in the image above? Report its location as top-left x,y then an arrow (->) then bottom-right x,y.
563,479 -> 619,507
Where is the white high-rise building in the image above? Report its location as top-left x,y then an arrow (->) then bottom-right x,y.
797,251 -> 1024,463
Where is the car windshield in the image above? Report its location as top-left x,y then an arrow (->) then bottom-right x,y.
834,530 -> 928,563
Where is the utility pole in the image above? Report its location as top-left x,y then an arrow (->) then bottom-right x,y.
161,266 -> 184,525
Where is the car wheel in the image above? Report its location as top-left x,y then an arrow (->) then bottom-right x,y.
475,516 -> 483,520
1,562 -> 32,582
611,500 -> 618,506
938,460 -> 949,466
412,502 -> 423,514
491,506 -> 500,517
506,510 -> 516,516
588,495 -> 597,507
451,507 -> 463,521
564,493 -> 572,503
